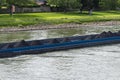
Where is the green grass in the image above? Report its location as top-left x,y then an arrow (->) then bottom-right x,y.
0,11 -> 120,27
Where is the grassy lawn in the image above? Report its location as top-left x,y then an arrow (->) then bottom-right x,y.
0,11 -> 120,27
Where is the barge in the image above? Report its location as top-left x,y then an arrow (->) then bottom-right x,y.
0,31 -> 120,58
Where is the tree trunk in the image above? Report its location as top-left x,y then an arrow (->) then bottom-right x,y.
88,9 -> 92,15
80,8 -> 82,14
80,6 -> 84,14
10,5 -> 13,16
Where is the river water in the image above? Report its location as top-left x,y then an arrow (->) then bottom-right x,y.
0,25 -> 120,80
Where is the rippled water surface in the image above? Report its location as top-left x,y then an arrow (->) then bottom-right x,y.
0,25 -> 120,80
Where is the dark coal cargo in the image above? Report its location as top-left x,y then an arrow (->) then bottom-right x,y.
0,31 -> 120,58
0,31 -> 120,50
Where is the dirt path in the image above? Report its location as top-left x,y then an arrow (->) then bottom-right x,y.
0,21 -> 120,32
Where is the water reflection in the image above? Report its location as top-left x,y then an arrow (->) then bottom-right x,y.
0,32 -> 30,43
0,25 -> 120,43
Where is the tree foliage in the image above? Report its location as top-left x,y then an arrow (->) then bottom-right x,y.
0,0 -> 6,6
48,0 -> 100,14
117,0 -> 120,7
3,0 -> 35,15
99,0 -> 119,10
47,0 -> 81,11
6,0 -> 35,6
48,0 -> 120,11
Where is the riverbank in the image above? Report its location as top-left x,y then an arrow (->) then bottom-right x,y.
0,21 -> 120,32
0,11 -> 120,27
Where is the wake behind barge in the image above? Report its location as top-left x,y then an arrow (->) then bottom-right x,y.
0,31 -> 120,58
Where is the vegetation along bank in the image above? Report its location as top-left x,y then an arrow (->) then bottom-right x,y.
0,11 -> 120,27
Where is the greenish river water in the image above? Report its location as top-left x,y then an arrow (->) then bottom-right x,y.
0,25 -> 120,80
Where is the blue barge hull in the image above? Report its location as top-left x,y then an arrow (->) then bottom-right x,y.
0,31 -> 120,58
